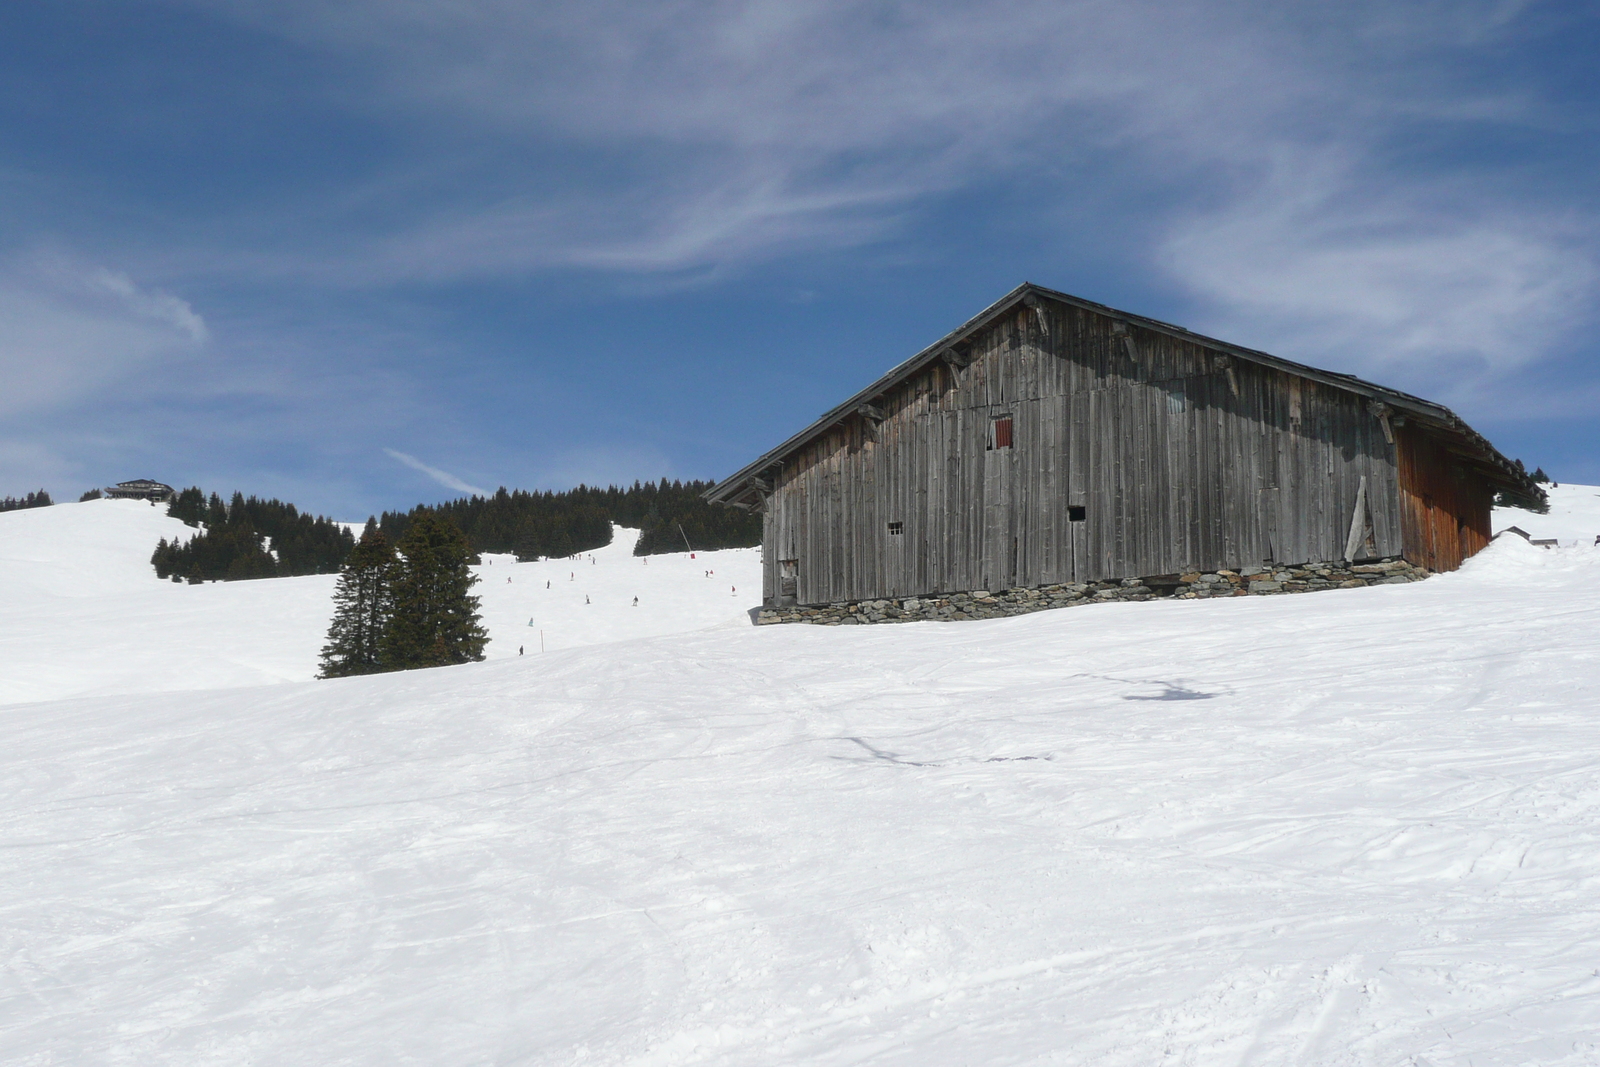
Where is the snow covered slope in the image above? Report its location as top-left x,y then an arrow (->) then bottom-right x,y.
0,499 -> 759,705
3,492 -> 1600,1064
1495,480 -> 1600,546
0,499 -> 337,705
474,524 -> 758,656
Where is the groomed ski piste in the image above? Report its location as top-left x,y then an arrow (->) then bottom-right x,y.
0,505 -> 762,707
3,488 -> 1599,1064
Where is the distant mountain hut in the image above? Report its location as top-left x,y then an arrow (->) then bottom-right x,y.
707,282 -> 1545,610
104,479 -> 176,503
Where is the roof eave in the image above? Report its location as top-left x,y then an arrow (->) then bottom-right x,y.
705,281 -> 1541,507
705,284 -> 1036,504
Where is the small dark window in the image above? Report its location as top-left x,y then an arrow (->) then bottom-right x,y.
989,416 -> 1014,450
1068,505 -> 1086,522
887,521 -> 903,535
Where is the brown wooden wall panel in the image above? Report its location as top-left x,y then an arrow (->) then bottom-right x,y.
767,300 -> 1416,606
1395,426 -> 1493,573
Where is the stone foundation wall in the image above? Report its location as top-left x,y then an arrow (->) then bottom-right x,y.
755,558 -> 1430,626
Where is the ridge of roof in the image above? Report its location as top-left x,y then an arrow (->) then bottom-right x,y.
706,282 -> 1541,508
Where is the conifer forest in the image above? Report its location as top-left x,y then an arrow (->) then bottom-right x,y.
151,488 -> 355,582
0,489 -> 52,512
378,479 -> 760,560
147,479 -> 760,584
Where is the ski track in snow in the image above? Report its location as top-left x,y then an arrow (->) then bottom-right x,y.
1,489 -> 1599,1064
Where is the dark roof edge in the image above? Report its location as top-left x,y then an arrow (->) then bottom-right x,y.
705,282 -> 1544,509
704,283 -> 1035,506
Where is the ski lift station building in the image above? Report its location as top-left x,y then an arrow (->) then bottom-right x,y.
104,479 -> 176,503
706,283 -> 1546,609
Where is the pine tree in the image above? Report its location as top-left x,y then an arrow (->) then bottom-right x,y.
167,486 -> 205,525
223,524 -> 278,579
319,524 -> 398,678
205,492 -> 228,528
382,511 -> 487,670
0,489 -> 52,513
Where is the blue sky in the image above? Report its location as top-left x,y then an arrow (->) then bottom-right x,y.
3,0 -> 1597,517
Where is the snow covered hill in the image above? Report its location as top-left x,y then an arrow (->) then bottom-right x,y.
2,488 -> 1599,1064
0,498 -> 760,705
1495,480 -> 1600,546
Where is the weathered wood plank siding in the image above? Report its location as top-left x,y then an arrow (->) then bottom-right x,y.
769,299 -> 1412,606
1395,425 -> 1493,573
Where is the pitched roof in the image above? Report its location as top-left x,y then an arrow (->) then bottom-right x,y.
104,479 -> 176,498
706,282 -> 1545,510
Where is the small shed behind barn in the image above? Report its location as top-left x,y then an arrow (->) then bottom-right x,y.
708,283 -> 1544,609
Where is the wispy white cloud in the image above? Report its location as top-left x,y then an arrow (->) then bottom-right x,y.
0,252 -> 209,416
1,0 -> 1582,508
1160,153 -> 1599,398
86,267 -> 208,344
383,448 -> 487,496
339,170 -> 914,287
185,0 -> 1598,401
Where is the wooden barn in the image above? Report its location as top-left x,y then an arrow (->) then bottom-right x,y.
706,283 -> 1545,609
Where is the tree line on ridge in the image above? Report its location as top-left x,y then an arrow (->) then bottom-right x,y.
0,490 -> 52,512
151,488 -> 355,582
376,479 -> 760,560
146,478 -> 758,584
